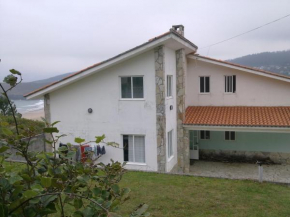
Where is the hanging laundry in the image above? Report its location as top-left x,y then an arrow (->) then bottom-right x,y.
94,145 -> 97,157
75,146 -> 81,162
97,145 -> 101,156
101,146 -> 106,155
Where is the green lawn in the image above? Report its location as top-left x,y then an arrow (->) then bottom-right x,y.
4,161 -> 290,216
119,172 -> 290,217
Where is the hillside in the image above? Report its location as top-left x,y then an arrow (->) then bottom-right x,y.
2,50 -> 290,100
227,50 -> 290,76
1,72 -> 73,99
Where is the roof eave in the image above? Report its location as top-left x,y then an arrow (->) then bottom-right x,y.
183,124 -> 290,133
188,55 -> 290,83
25,32 -> 197,100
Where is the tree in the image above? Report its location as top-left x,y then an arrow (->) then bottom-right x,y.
0,96 -> 21,117
0,70 -> 149,217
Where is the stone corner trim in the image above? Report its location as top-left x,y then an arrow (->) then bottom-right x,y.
155,46 -> 166,172
44,93 -> 53,152
44,94 -> 51,124
176,49 -> 189,173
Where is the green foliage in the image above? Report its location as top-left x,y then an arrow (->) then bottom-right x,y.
9,69 -> 21,76
3,75 -> 18,87
0,70 -> 149,217
0,115 -> 44,138
75,137 -> 85,144
3,70 -> 21,87
0,97 -> 21,117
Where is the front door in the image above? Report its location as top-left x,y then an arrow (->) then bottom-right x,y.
190,131 -> 199,160
190,145 -> 199,160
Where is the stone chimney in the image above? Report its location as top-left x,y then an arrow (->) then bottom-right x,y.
171,25 -> 184,36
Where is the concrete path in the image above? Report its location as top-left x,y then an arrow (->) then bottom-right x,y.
190,160 -> 290,183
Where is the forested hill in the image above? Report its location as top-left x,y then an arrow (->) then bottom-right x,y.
1,72 -> 73,100
2,50 -> 290,100
227,50 -> 290,76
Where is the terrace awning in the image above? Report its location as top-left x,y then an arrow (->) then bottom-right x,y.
184,106 -> 290,133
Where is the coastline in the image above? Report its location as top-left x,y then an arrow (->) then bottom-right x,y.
22,109 -> 44,121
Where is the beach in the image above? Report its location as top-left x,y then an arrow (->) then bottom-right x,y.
22,110 -> 45,121
13,100 -> 45,121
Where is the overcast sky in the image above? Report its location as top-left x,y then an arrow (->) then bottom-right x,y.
1,0 -> 290,82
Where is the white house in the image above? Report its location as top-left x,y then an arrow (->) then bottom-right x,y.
25,25 -> 290,173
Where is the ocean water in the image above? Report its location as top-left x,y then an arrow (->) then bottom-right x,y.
13,100 -> 44,114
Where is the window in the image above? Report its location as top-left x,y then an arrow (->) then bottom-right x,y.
225,75 -> 236,93
167,130 -> 173,158
123,135 -> 145,163
225,131 -> 235,141
189,131 -> 194,150
200,130 -> 210,140
167,75 -> 173,97
200,76 -> 210,93
121,76 -> 144,99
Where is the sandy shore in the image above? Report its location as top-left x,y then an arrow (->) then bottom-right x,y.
22,110 -> 44,121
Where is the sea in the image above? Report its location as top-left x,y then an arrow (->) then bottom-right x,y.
13,100 -> 44,114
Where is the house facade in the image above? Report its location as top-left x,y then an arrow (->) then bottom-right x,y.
25,25 -> 290,173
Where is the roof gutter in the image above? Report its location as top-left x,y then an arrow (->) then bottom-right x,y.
183,124 -> 290,133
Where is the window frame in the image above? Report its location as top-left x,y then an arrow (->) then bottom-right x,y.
120,76 -> 144,100
167,75 -> 173,98
122,134 -> 146,164
225,131 -> 236,141
224,75 -> 236,93
199,76 -> 210,94
200,130 -> 210,140
167,130 -> 173,159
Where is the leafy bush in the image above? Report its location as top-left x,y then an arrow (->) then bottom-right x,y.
0,96 -> 21,117
0,115 -> 44,138
0,70 -> 149,217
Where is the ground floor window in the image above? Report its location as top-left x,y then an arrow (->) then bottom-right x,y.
167,130 -> 173,158
123,135 -> 145,163
200,130 -> 210,140
225,131 -> 235,141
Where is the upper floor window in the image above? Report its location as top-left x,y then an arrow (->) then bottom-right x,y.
121,76 -> 144,99
200,130 -> 210,140
167,130 -> 173,158
200,76 -> 210,93
225,131 -> 235,141
225,75 -> 236,93
167,75 -> 173,97
123,135 -> 145,163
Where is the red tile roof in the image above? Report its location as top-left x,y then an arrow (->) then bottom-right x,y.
184,106 -> 290,128
24,32 -> 173,97
24,30 -> 197,98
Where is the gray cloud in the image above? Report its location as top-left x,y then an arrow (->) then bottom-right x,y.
1,0 -> 290,81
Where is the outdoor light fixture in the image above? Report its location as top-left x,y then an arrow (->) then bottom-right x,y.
88,108 -> 93,113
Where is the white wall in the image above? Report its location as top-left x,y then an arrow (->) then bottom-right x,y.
186,59 -> 290,106
50,50 -> 158,171
164,47 -> 177,172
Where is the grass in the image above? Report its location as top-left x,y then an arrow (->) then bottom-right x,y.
4,161 -> 290,216
118,171 -> 290,217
